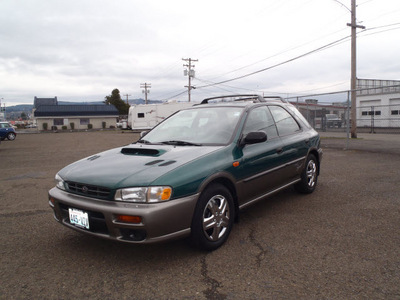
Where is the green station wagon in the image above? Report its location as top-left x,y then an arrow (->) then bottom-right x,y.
49,95 -> 322,250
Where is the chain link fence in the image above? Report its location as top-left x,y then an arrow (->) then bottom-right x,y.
289,88 -> 400,135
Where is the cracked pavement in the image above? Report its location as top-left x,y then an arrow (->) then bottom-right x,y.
1,131 -> 399,299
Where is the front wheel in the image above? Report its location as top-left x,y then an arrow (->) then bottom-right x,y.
7,132 -> 16,141
190,184 -> 234,251
295,154 -> 318,194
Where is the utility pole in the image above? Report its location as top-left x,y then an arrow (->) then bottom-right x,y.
347,0 -> 365,138
140,83 -> 151,104
183,58 -> 198,102
0,98 -> 5,121
123,94 -> 131,105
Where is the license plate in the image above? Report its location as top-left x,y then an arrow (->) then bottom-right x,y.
69,208 -> 90,230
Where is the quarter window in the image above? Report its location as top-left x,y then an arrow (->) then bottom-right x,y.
269,106 -> 300,136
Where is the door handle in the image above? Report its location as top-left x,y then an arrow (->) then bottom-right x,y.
276,147 -> 283,154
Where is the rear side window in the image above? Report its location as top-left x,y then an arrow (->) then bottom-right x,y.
286,105 -> 312,129
243,106 -> 278,139
269,106 -> 300,136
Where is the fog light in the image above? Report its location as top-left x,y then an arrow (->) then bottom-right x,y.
116,215 -> 142,224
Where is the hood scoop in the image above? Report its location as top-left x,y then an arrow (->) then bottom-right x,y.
121,148 -> 161,156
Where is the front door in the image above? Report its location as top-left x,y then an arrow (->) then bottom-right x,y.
233,106 -> 287,206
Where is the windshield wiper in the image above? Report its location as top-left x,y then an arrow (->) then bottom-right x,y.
136,140 -> 164,145
161,140 -> 202,146
137,139 -> 151,144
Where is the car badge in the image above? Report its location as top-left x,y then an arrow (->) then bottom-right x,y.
82,186 -> 89,193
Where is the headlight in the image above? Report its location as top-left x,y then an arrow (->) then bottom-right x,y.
55,174 -> 66,190
115,186 -> 172,203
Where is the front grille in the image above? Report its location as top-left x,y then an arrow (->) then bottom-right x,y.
66,181 -> 111,199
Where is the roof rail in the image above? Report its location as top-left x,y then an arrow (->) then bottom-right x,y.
200,94 -> 265,104
263,96 -> 288,103
200,94 -> 288,104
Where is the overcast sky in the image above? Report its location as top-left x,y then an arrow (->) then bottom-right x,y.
1,0 -> 399,105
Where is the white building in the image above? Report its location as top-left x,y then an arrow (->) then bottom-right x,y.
357,79 -> 400,128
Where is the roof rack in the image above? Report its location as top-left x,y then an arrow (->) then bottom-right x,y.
200,94 -> 264,104
200,94 -> 288,104
263,96 -> 288,103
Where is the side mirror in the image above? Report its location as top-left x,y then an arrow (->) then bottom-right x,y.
240,131 -> 267,146
140,131 -> 149,138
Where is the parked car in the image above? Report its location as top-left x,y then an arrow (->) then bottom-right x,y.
0,121 -> 17,141
49,95 -> 322,250
326,114 -> 342,128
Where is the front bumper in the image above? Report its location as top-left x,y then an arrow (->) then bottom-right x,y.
48,187 -> 199,243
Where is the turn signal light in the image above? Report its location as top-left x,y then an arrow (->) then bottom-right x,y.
116,215 -> 142,224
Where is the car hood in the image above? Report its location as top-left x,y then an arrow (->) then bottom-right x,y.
58,144 -> 223,189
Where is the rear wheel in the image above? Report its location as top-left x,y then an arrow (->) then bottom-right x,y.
295,154 -> 318,194
190,184 -> 234,251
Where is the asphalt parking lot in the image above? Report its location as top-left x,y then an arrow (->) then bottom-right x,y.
1,131 -> 399,299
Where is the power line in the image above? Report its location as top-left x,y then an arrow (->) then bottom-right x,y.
161,90 -> 188,102
193,21 -> 397,97
196,34 -> 352,89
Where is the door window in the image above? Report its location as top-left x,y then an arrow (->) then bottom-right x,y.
243,106 -> 278,139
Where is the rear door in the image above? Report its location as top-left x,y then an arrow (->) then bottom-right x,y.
268,105 -> 309,183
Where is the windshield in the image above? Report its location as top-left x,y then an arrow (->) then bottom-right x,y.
140,106 -> 244,145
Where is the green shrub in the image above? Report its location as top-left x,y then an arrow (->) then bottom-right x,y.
88,124 -> 93,130
70,122 -> 75,130
62,125 -> 68,130
102,121 -> 106,129
43,123 -> 48,130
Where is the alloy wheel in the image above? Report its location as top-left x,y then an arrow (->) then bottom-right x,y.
202,195 -> 230,242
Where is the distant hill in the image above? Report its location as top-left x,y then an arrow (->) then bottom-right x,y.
5,104 -> 34,112
128,99 -> 163,105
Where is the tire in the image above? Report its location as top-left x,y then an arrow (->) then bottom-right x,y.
190,184 -> 234,251
7,132 -> 16,141
295,154 -> 318,194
